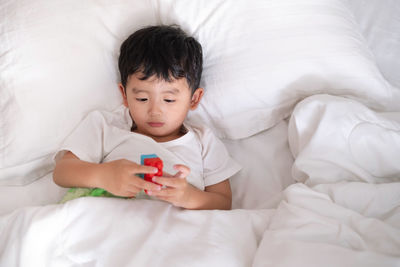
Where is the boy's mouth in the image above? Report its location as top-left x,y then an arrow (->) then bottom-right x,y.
148,122 -> 164,127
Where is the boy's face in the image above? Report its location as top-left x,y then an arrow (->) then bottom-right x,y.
119,73 -> 203,142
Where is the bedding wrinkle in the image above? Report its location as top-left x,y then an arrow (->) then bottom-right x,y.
269,199 -> 365,251
348,0 -> 400,89
268,183 -> 400,256
313,182 -> 400,226
349,121 -> 400,179
349,216 -> 400,257
190,0 -> 225,35
0,204 -> 66,266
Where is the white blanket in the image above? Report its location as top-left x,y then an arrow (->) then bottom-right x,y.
0,198 -> 271,267
253,95 -> 400,267
254,183 -> 400,267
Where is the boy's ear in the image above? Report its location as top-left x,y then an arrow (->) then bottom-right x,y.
119,83 -> 128,107
190,88 -> 204,110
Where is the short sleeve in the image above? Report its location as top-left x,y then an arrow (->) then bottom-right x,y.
197,127 -> 242,187
54,111 -> 106,163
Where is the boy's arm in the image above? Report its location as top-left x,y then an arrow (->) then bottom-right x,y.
53,152 -> 106,189
53,151 -> 162,197
188,180 -> 232,210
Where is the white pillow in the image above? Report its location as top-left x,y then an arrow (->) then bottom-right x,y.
0,0 -> 157,185
347,0 -> 400,89
154,0 -> 400,139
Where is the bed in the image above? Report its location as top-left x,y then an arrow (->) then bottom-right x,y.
0,0 -> 399,266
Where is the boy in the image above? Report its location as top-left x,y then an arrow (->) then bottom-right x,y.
53,25 -> 241,210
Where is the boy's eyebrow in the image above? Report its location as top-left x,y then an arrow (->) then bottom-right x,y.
131,87 -> 180,94
131,88 -> 147,93
162,88 -> 180,94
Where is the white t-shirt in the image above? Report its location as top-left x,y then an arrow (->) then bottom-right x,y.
55,106 -> 241,190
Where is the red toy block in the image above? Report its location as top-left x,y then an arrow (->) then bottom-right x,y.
143,157 -> 163,193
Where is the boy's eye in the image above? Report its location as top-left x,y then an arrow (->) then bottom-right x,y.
136,98 -> 148,102
164,99 -> 176,103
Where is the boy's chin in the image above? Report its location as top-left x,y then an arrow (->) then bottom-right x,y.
151,131 -> 184,142
136,125 -> 185,142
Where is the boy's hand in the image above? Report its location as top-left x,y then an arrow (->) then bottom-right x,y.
147,164 -> 196,208
102,159 -> 162,197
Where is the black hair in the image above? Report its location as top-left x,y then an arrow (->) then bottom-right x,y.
118,25 -> 203,94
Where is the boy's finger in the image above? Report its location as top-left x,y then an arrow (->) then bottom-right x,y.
125,189 -> 138,198
134,164 -> 159,174
148,188 -> 174,197
173,164 -> 190,177
161,172 -> 173,178
173,171 -> 185,179
134,178 -> 162,191
151,176 -> 182,188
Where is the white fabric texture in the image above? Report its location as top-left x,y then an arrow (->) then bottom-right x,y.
288,94 -> 400,186
225,120 -> 294,209
56,106 -> 241,191
2,0 -> 400,185
252,95 -> 400,267
253,183 -> 400,267
347,0 -> 400,89
0,198 -> 271,267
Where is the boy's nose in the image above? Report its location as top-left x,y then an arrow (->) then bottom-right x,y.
149,102 -> 162,116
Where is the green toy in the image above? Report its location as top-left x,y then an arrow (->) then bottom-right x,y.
59,187 -> 122,204
59,187 -> 150,204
